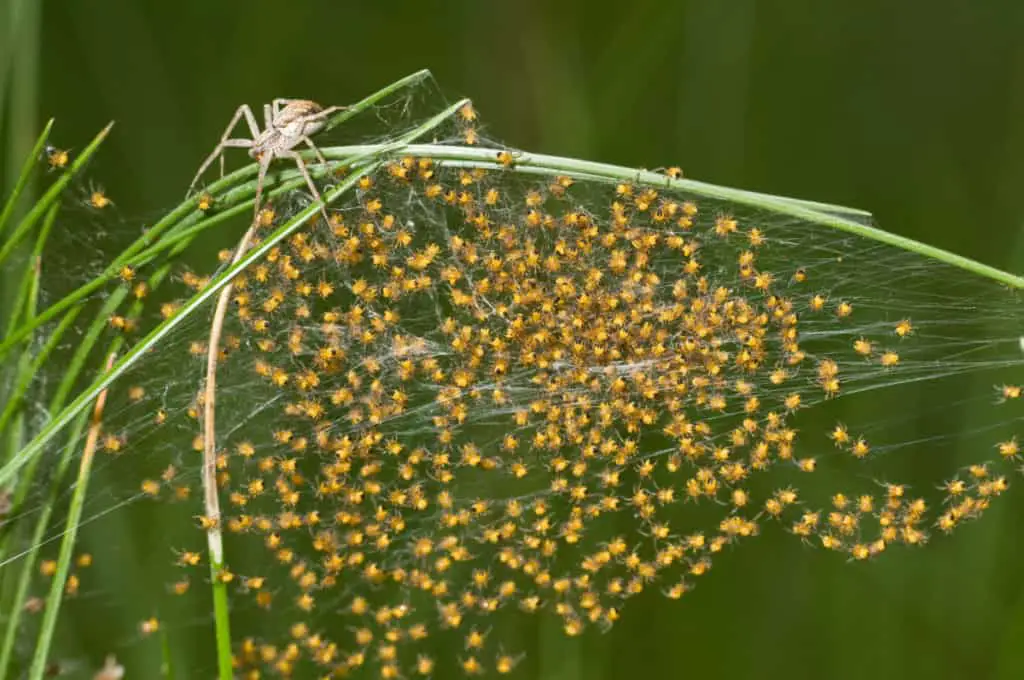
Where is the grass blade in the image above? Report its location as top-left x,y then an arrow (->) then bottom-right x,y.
0,121 -> 113,268
0,118 -> 52,240
27,353 -> 116,680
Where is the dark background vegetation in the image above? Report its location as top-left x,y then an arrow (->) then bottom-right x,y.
4,1 -> 1024,678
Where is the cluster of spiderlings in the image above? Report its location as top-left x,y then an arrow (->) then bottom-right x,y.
117,146 -> 1017,680
3,83 -> 1020,679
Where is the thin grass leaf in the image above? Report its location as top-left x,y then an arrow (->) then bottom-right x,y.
322,143 -> 1024,290
323,68 -> 433,133
0,294 -> 77,450
0,288 -> 122,677
27,353 -> 116,680
0,219 -> 193,674
0,121 -> 113,268
0,118 -> 52,240
160,623 -> 174,679
0,379 -> 84,678
0,203 -> 62,443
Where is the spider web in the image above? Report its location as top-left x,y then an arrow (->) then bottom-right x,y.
2,74 -> 1023,678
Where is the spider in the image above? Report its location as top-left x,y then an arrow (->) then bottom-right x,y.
188,99 -> 344,224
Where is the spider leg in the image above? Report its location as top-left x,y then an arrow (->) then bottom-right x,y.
189,139 -> 253,197
271,99 -> 293,119
226,106 -> 261,178
281,150 -> 331,224
303,105 -> 345,123
188,104 -> 261,196
252,154 -> 272,224
316,106 -> 345,119
299,135 -> 329,166
277,101 -> 345,130
306,105 -> 346,133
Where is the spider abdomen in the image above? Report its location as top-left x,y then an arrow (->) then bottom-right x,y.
276,100 -> 328,139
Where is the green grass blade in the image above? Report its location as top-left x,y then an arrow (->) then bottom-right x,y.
324,68 -> 433,133
0,203 -> 62,444
318,143 -> 1024,290
0,220 -> 192,676
27,354 -> 115,680
0,404 -> 92,678
160,621 -> 175,679
0,304 -> 78,455
0,118 -> 52,240
0,397 -> 85,677
0,290 -> 123,677
0,121 -> 113,268
3,289 -> 120,517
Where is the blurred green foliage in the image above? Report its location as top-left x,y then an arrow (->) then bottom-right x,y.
4,1 -> 1024,678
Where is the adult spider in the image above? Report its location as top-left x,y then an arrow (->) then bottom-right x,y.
188,99 -> 344,223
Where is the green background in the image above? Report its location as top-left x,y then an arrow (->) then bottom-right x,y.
4,1 -> 1024,678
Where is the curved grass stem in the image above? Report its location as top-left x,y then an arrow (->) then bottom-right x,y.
317,144 -> 1024,290
202,222 -> 257,679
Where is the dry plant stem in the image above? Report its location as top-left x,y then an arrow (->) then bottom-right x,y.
198,104 -> 340,588
202,227 -> 255,558
202,221 -> 258,679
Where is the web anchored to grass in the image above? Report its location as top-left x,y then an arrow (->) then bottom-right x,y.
0,70 -> 1022,678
